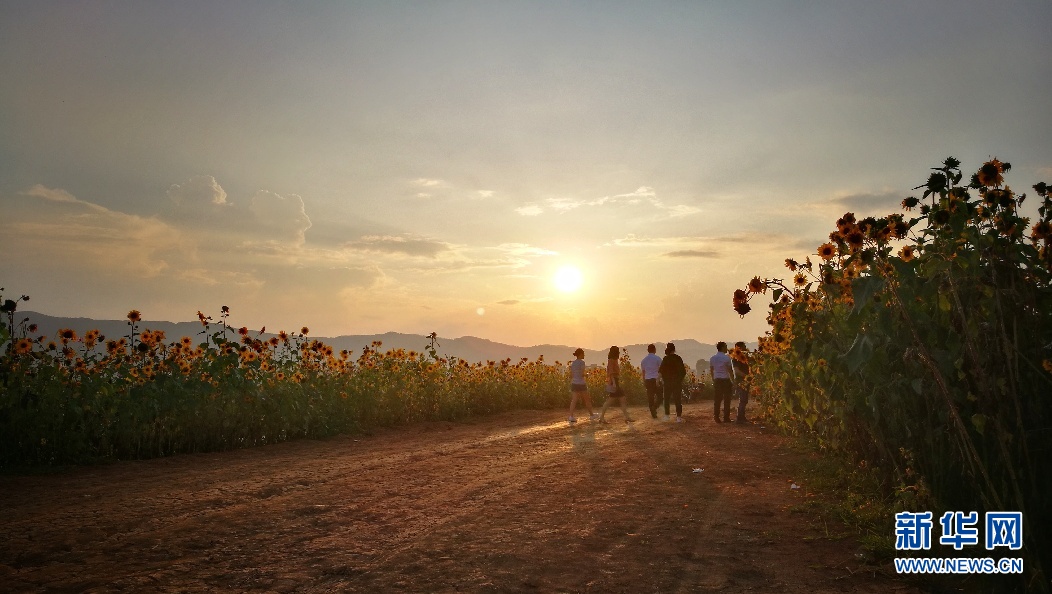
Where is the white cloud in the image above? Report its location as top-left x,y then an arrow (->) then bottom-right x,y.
517,186 -> 700,219
23,184 -> 106,212
343,235 -> 454,258
249,190 -> 312,245
515,204 -> 543,216
412,178 -> 443,187
477,190 -> 495,199
8,185 -> 190,278
495,243 -> 559,257
167,175 -> 228,206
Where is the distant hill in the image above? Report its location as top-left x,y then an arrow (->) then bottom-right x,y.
10,311 -> 755,370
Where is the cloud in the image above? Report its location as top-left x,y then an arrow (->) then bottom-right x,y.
177,268 -> 264,289
495,243 -> 559,257
477,190 -> 495,199
23,184 -> 107,212
515,204 -> 543,216
497,299 -> 520,305
516,186 -> 700,219
829,191 -> 902,214
412,178 -> 443,187
663,250 -> 722,258
249,190 -> 312,245
167,175 -> 228,206
8,185 -> 190,278
665,204 -> 703,218
343,235 -> 454,258
605,234 -> 703,248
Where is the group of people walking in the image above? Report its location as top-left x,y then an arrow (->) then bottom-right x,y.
567,341 -> 751,425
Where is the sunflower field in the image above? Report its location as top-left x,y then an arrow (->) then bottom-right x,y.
0,301 -> 643,469
733,157 -> 1052,587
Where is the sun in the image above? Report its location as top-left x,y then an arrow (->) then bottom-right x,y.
553,265 -> 583,293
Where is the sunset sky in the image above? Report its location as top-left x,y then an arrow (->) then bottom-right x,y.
2,1 -> 1050,348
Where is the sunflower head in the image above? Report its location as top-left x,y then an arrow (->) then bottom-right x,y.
977,159 -> 1006,187
899,245 -> 916,262
818,243 -> 836,261
1032,221 -> 1052,241
127,310 -> 141,323
846,231 -> 865,251
747,277 -> 766,293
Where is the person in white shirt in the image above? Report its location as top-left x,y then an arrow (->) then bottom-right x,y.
709,341 -> 735,423
639,344 -> 662,419
567,348 -> 596,424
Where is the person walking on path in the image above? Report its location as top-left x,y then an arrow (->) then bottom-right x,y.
567,348 -> 597,424
598,346 -> 634,424
709,341 -> 735,423
658,342 -> 687,422
640,344 -> 662,419
732,341 -> 751,423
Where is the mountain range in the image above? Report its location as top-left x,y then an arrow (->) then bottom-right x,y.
9,311 -> 757,373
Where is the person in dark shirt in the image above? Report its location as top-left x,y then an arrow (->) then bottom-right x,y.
658,342 -> 687,422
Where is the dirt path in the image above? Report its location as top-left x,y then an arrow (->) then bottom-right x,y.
0,404 -> 922,593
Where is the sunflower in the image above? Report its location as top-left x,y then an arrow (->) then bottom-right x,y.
14,338 -> 33,354
784,258 -> 798,271
836,212 -> 857,235
899,245 -> 916,262
127,310 -> 141,323
901,196 -> 919,211
818,243 -> 836,261
846,231 -> 865,251
59,328 -> 77,343
300,327 -> 310,336
1033,221 -> 1052,241
977,158 -> 1005,187
732,289 -> 749,312
794,272 -> 807,287
748,277 -> 766,293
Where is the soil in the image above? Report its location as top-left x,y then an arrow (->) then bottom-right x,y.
0,403 -> 926,593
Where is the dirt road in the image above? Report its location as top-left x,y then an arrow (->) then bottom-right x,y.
0,405 -> 921,593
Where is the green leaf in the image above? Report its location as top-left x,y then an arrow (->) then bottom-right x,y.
971,413 -> 986,436
851,276 -> 885,315
938,293 -> 951,312
842,333 -> 875,374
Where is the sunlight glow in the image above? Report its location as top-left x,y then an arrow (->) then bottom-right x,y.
553,265 -> 583,293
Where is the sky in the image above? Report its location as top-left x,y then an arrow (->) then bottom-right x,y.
2,1 -> 1051,349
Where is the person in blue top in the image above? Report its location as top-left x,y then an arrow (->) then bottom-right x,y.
567,348 -> 596,424
639,344 -> 662,419
709,341 -> 735,423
